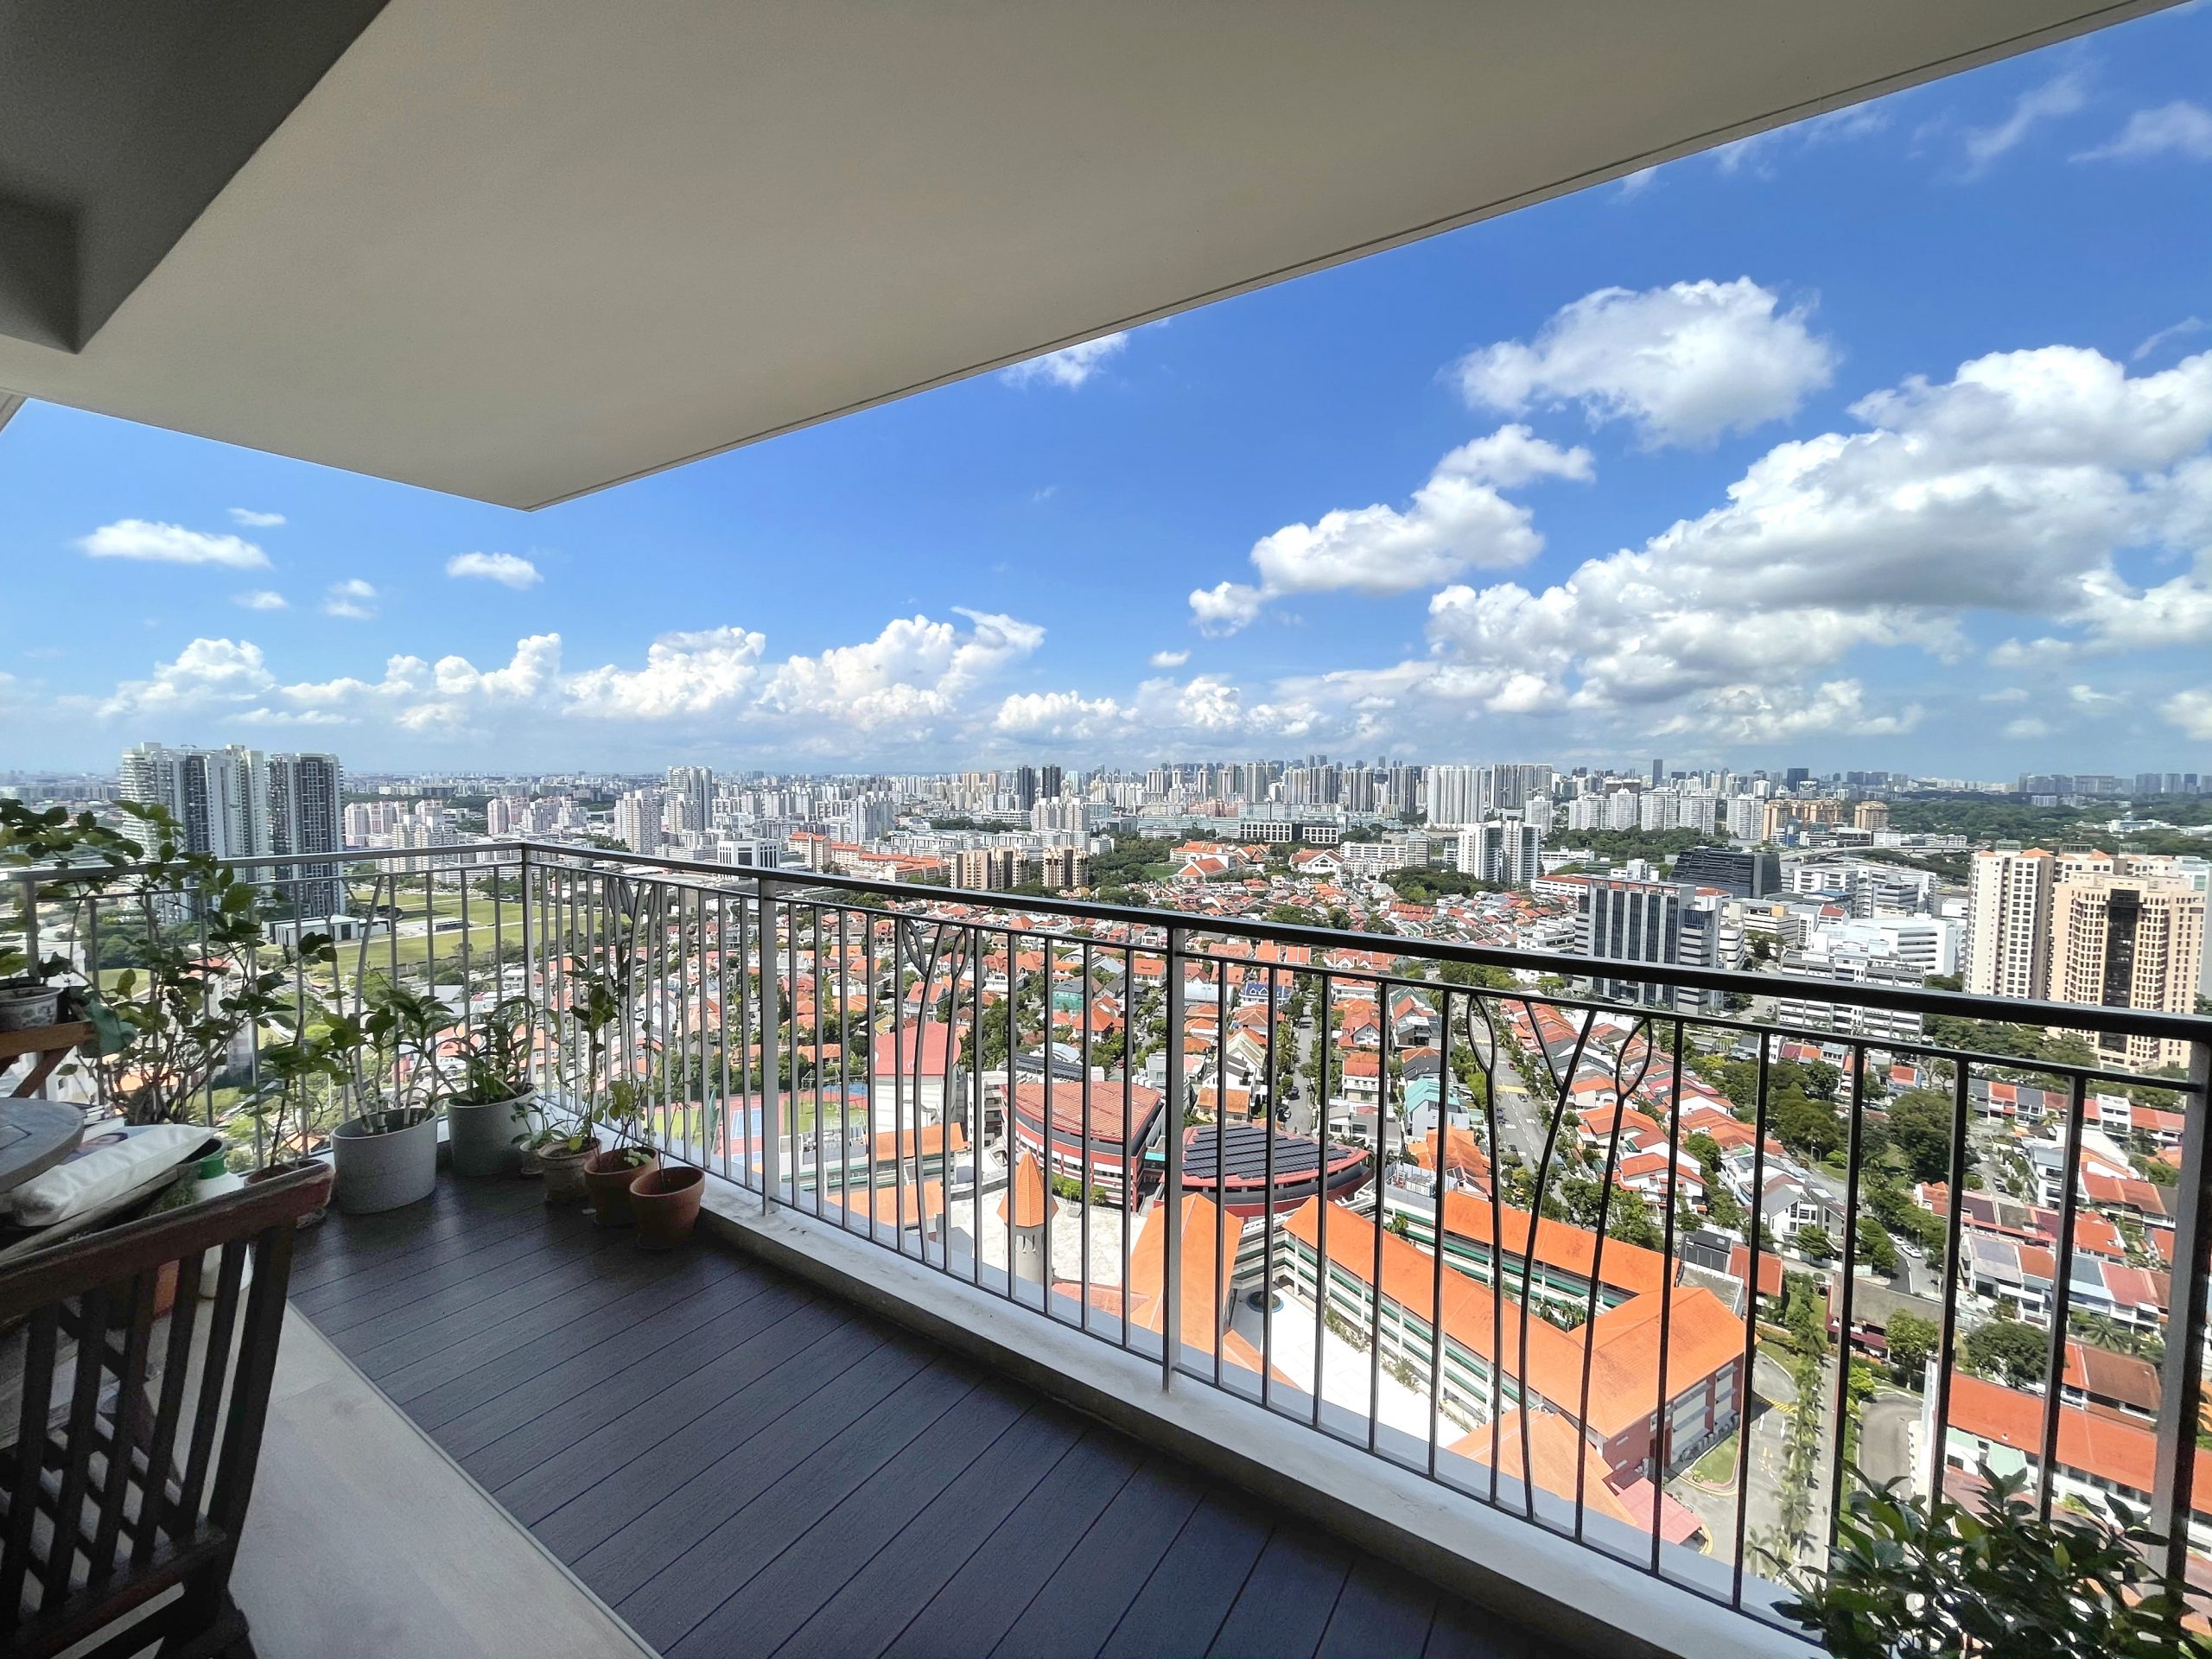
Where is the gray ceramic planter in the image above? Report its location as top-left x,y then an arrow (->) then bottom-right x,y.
333,1107 -> 440,1213
448,1089 -> 532,1178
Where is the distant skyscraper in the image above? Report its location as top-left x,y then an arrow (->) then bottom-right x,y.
665,766 -> 714,834
614,789 -> 664,855
1039,764 -> 1064,800
1964,846 -> 2055,1000
266,752 -> 345,917
1423,765 -> 1479,826
1457,819 -> 1543,887
120,743 -> 343,915
1650,758 -> 1664,787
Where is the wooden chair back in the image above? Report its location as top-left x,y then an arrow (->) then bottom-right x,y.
0,1163 -> 331,1659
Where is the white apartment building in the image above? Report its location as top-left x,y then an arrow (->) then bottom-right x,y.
664,766 -> 715,834
1776,939 -> 1925,1042
1807,916 -> 1961,978
1457,819 -> 1543,888
1423,765 -> 1479,828
614,788 -> 664,855
1964,846 -> 2055,1001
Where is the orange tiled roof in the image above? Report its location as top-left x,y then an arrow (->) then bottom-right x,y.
1001,1152 -> 1053,1229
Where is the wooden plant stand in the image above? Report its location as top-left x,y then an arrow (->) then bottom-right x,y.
0,1020 -> 94,1098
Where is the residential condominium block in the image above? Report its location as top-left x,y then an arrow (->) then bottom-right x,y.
2048,873 -> 2206,1071
1964,845 -> 2054,1001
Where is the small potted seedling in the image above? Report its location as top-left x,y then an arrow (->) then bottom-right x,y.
533,964 -> 617,1203
561,961 -> 658,1222
448,996 -> 539,1178
333,975 -> 454,1213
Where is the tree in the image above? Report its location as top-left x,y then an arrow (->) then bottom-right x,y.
1965,1314 -> 2048,1389
1796,1224 -> 1836,1263
1855,1215 -> 1898,1277
1607,1199 -> 1663,1249
1885,1090 -> 1955,1184
1771,1090 -> 1843,1161
1886,1311 -> 1940,1381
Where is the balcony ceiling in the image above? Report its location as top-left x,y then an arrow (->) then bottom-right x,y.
0,0 -> 2173,510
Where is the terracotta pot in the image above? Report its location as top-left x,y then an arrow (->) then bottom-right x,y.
583,1147 -> 659,1226
630,1165 -> 704,1250
246,1160 -> 331,1229
539,1143 -> 594,1203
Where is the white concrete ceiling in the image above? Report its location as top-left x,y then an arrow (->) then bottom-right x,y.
0,1 -> 2173,509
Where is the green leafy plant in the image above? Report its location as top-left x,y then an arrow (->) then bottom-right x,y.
250,993 -> 365,1166
454,995 -> 540,1104
530,963 -> 649,1160
358,974 -> 458,1131
1780,1468 -> 2209,1658
0,800 -> 137,993
85,804 -> 300,1125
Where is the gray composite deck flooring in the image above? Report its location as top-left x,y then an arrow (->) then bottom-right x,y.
292,1177 -> 1560,1659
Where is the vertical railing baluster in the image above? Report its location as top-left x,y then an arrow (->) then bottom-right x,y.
2039,1072 -> 2089,1522
1370,976 -> 1390,1453
1313,968 -> 1332,1430
1264,962 -> 1279,1413
760,881 -> 780,1212
2152,1038 -> 2212,1585
1823,1041 -> 1868,1555
1164,924 -> 1185,1389
1081,939 -> 1095,1336
1730,1035 -> 1773,1610
1924,1056 -> 1974,1543
1650,1014 -> 1687,1569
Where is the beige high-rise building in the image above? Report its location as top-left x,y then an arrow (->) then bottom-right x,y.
1853,800 -> 1890,833
2048,874 -> 2207,1071
1964,846 -> 2054,1001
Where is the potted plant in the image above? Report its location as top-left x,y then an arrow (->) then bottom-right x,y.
582,1076 -> 659,1226
448,996 -> 539,1179
83,804 -> 298,1126
0,801 -> 135,1033
243,1000 -> 361,1228
531,963 -> 617,1203
333,975 -> 453,1213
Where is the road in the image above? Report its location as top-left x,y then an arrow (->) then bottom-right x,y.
1858,1392 -> 1919,1497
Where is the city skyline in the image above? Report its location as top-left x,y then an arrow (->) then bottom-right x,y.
4,11 -> 2212,777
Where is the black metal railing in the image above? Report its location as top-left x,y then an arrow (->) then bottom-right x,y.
9,836 -> 2209,1634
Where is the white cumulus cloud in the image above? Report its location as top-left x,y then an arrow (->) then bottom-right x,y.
233,590 -> 289,611
446,551 -> 543,588
228,507 -> 286,528
78,519 -> 269,569
1451,279 -> 1836,448
1147,650 -> 1190,669
322,578 -> 379,620
1187,426 -> 1590,634
1001,332 -> 1128,390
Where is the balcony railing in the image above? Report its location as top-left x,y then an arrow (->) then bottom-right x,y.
10,837 -> 2211,1642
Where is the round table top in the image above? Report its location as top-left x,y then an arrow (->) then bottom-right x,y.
0,1099 -> 85,1193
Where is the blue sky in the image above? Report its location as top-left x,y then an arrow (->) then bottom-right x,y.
5,6 -> 2212,778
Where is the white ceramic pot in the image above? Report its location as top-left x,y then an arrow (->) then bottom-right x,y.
0,982 -> 62,1033
332,1107 -> 440,1213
